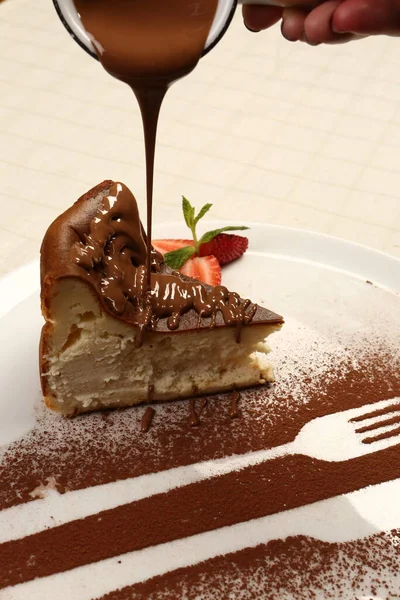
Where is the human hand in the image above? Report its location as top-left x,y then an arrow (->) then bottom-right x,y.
243,0 -> 400,46
242,4 -> 283,33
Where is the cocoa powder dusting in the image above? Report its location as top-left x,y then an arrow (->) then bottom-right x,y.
99,531 -> 400,600
355,412 -> 400,434
1,347 -> 399,513
363,425 -> 400,445
0,342 -> 399,593
1,438 -> 400,588
351,400 -> 400,423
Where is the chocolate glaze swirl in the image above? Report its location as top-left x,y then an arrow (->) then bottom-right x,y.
70,183 -> 259,345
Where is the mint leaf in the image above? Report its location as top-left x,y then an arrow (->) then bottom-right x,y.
182,196 -> 195,229
180,197 -> 248,255
164,245 -> 196,270
194,203 -> 213,226
199,226 -> 249,245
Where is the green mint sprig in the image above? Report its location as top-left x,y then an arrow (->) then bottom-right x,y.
164,196 -> 248,270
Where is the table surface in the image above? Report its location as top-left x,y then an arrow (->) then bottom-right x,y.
1,0 -> 400,279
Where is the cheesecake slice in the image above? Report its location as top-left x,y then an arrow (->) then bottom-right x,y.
40,181 -> 283,416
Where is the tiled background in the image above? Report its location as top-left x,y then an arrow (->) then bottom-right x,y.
1,0 -> 400,278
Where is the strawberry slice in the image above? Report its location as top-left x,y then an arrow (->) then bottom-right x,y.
199,233 -> 248,266
152,239 -> 192,255
160,196 -> 249,276
180,255 -> 221,286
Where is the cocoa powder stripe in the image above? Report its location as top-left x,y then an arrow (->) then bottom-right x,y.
362,425 -> 400,445
351,401 -> 400,423
99,531 -> 400,600
355,414 -> 400,434
1,444 -> 399,589
1,353 -> 398,516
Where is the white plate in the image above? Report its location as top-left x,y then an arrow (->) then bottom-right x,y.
0,224 -> 399,599
2,223 -> 399,445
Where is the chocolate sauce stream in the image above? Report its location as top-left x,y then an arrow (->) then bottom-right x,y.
134,87 -> 166,288
73,0 -> 219,290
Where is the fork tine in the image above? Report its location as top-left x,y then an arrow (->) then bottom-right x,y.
362,424 -> 400,445
355,413 -> 400,434
360,432 -> 400,456
349,397 -> 400,423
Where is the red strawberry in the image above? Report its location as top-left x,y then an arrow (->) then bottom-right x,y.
180,255 -> 221,286
199,233 -> 248,266
152,239 -> 192,255
161,196 -> 249,276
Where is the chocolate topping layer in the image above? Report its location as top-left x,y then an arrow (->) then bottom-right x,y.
41,181 -> 283,339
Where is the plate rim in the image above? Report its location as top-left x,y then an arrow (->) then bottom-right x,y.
0,223 -> 399,318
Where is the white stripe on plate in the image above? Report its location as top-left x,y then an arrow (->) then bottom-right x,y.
1,394 -> 400,546
2,479 -> 400,600
0,444 -> 292,544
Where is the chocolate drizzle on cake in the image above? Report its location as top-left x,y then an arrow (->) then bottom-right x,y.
148,385 -> 155,402
69,182 -> 262,345
69,182 -> 148,276
141,407 -> 156,433
188,398 -> 208,427
230,391 -> 241,419
199,398 -> 208,414
189,399 -> 201,427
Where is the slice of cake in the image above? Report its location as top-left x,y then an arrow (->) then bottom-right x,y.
40,181 -> 283,416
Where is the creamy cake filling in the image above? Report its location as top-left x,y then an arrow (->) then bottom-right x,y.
43,278 -> 279,415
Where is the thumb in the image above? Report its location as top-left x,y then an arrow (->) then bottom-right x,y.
333,0 -> 400,35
